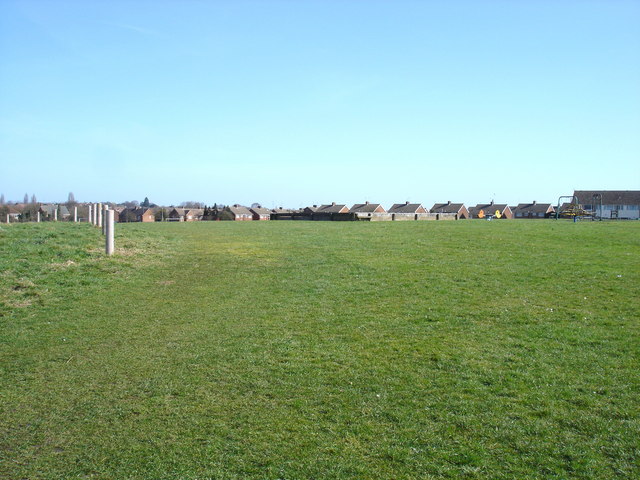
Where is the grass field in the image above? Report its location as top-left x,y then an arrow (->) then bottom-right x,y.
1,220 -> 638,479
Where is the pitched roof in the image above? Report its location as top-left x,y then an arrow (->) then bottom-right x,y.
228,205 -> 253,216
39,204 -> 57,215
349,202 -> 385,213
317,203 -> 348,213
271,207 -> 296,214
185,209 -> 204,217
388,202 -> 425,213
5,205 -> 22,214
430,202 -> 465,214
250,207 -> 271,215
573,190 -> 640,205
513,202 -> 555,214
468,203 -> 510,215
122,207 -> 154,215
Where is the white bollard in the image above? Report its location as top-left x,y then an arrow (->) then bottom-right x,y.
105,209 -> 115,256
88,205 -> 93,224
74,206 -> 78,223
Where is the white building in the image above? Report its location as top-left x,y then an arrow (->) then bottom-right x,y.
574,190 -> 640,220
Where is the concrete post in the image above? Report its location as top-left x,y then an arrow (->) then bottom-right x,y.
74,206 -> 78,223
105,209 -> 115,256
94,204 -> 98,225
54,207 -> 58,221
88,205 -> 93,224
37,211 -> 41,223
97,203 -> 102,228
6,214 -> 9,224
102,205 -> 108,235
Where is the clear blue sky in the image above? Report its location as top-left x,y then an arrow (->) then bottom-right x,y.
1,0 -> 639,208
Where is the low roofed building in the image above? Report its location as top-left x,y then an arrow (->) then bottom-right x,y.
469,202 -> 513,219
119,207 -> 155,223
250,206 -> 271,221
226,205 -> 253,221
430,201 -> 469,219
349,202 -> 386,219
512,201 -> 555,218
316,202 -> 349,214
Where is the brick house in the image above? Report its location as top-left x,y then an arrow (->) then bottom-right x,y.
167,208 -> 186,221
430,201 -> 469,219
512,201 -> 555,218
225,205 -> 253,221
119,207 -> 155,223
316,202 -> 349,214
302,205 -> 320,215
184,209 -> 204,221
349,202 -> 386,220
388,202 -> 429,220
250,206 -> 272,221
469,202 -> 513,219
39,204 -> 70,220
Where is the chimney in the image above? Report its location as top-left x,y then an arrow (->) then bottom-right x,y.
331,202 -> 336,206
405,201 -> 410,205
490,200 -> 494,206
447,200 -> 451,205
365,201 -> 370,205
533,200 -> 537,205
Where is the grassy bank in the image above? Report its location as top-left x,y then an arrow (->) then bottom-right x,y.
1,220 -> 638,479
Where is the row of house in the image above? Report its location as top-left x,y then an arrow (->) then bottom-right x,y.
270,201 -> 557,221
4,191 -> 638,223
226,192 -> 640,221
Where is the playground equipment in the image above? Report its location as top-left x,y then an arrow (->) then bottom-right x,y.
477,209 -> 502,220
555,195 -> 593,220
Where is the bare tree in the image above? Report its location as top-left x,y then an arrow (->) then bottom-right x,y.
30,194 -> 37,204
67,192 -> 76,205
0,193 -> 5,205
23,193 -> 29,204
180,201 -> 204,208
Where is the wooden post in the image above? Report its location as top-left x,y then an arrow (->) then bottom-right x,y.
74,206 -> 78,222
105,209 -> 115,256
88,205 -> 93,224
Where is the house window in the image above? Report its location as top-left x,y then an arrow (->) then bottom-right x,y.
583,204 -> 592,210
629,205 -> 639,211
615,205 -> 624,211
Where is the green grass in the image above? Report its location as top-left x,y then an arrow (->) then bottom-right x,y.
1,220 -> 638,479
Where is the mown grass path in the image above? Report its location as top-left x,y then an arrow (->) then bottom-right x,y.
1,221 -> 639,479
